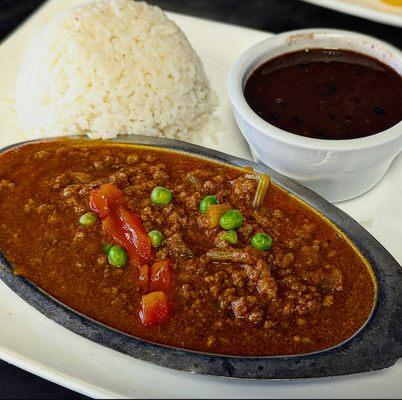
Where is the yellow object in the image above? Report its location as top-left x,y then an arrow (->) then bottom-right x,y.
206,204 -> 231,228
381,0 -> 402,6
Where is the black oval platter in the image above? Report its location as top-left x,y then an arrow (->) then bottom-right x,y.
0,135 -> 401,380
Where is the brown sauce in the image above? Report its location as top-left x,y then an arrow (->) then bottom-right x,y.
0,140 -> 376,356
244,49 -> 402,140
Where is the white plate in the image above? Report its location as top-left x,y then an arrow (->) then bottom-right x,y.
300,0 -> 402,27
0,0 -> 401,398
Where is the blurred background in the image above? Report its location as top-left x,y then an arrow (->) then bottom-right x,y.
1,0 -> 401,48
0,0 -> 400,398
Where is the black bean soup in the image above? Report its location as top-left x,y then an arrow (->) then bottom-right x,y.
244,49 -> 402,140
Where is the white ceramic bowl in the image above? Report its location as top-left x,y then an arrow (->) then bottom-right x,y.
228,29 -> 402,202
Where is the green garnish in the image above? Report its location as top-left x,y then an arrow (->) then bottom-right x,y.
151,186 -> 173,206
221,230 -> 238,245
107,245 -> 128,267
220,209 -> 244,230
199,195 -> 219,214
148,230 -> 164,247
102,243 -> 113,255
251,233 -> 272,251
79,212 -> 98,226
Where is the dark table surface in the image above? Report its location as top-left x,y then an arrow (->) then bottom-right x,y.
0,0 -> 401,398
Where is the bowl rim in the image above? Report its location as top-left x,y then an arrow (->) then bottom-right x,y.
227,28 -> 402,152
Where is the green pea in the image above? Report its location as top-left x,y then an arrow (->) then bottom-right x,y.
199,195 -> 219,214
102,243 -> 113,255
222,230 -> 238,245
220,209 -> 244,230
251,233 -> 272,251
108,246 -> 128,267
151,186 -> 173,206
79,212 -> 98,226
148,230 -> 164,247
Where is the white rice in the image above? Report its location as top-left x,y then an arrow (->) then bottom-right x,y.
15,0 -> 218,140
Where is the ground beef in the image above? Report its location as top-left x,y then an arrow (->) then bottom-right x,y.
0,140 -> 376,357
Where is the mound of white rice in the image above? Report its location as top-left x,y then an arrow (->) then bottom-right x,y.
15,0 -> 218,139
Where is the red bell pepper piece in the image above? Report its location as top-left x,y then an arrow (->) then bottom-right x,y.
139,291 -> 169,325
139,264 -> 150,292
89,190 -> 109,219
90,184 -> 151,265
89,183 -> 124,218
149,260 -> 172,292
89,184 -> 124,218
102,214 -> 140,265
116,206 -> 151,262
99,183 -> 124,208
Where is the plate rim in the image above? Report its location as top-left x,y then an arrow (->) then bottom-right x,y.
0,0 -> 401,394
300,0 -> 402,27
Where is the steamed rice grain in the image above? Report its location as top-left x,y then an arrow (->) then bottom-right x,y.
15,0 -> 218,140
